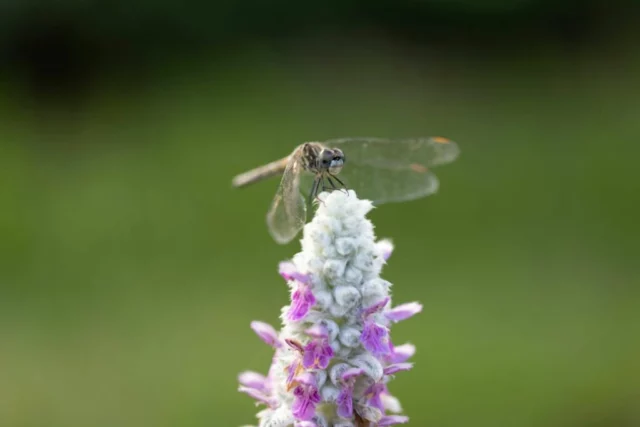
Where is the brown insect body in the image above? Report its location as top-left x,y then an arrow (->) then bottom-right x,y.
232,142 -> 346,201
231,136 -> 460,244
231,156 -> 290,188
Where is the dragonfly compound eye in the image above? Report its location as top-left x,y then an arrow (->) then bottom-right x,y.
320,149 -> 333,166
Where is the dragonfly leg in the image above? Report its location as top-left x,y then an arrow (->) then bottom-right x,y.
311,175 -> 326,206
326,176 -> 338,190
329,173 -> 349,195
309,176 -> 320,204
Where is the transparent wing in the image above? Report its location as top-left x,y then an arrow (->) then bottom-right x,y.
266,146 -> 307,244
325,137 -> 459,204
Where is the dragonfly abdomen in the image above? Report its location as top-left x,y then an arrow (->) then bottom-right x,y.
232,156 -> 289,188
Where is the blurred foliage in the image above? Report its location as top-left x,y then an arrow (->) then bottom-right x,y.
0,1 -> 639,426
1,0 -> 638,68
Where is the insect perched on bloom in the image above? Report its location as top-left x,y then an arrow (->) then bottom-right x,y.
232,137 -> 459,244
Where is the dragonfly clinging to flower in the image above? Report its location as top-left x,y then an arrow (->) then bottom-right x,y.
232,137 -> 460,244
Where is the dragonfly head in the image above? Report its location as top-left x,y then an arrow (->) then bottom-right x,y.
318,147 -> 345,175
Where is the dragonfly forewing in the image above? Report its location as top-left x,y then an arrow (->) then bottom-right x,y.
325,137 -> 458,204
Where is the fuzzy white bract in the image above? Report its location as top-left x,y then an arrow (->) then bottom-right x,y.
238,190 -> 421,427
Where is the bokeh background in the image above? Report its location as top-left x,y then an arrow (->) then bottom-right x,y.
1,0 -> 639,426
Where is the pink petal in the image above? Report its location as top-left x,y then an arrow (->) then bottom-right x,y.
292,395 -> 316,420
378,415 -> 409,426
362,296 -> 390,318
360,321 -> 390,356
250,321 -> 281,348
376,239 -> 394,261
287,283 -> 316,321
305,324 -> 328,338
340,367 -> 364,382
279,261 -> 310,283
384,363 -> 413,375
385,302 -> 423,322
296,372 -> 316,387
389,343 -> 416,363
336,387 -> 354,418
238,386 -> 272,406
238,371 -> 268,390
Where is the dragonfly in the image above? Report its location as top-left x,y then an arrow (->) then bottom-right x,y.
232,137 -> 460,244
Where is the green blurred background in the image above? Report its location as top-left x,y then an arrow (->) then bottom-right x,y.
1,0 -> 639,426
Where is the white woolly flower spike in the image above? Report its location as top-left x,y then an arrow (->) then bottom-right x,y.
239,190 -> 421,427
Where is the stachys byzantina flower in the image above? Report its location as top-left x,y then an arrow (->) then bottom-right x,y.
238,190 -> 422,427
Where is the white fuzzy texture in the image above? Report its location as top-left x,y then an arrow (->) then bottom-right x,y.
248,190 -> 410,427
